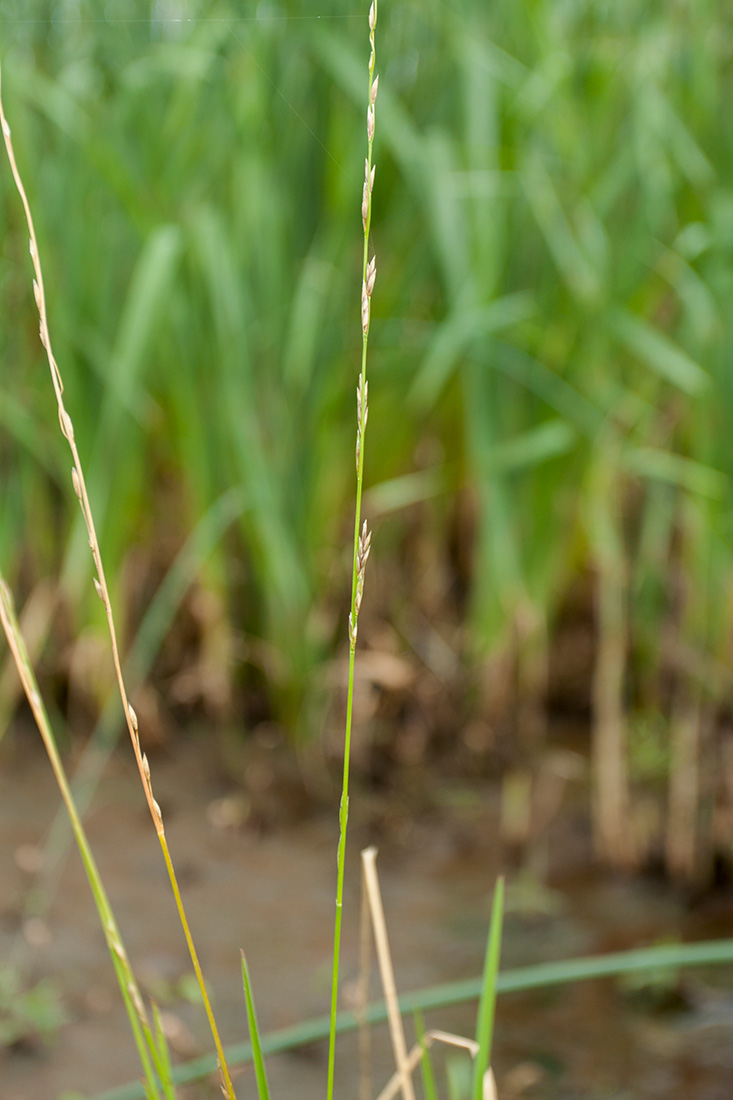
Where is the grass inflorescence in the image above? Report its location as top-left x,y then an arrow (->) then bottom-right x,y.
327,5 -> 378,1097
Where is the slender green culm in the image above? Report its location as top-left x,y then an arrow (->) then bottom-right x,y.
151,1002 -> 174,1094
327,4 -> 379,1099
0,579 -> 171,1100
0,57 -> 236,1100
473,877 -> 504,1100
414,1010 -> 439,1100
241,953 -> 271,1100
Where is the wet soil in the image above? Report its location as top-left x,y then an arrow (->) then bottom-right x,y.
1,728 -> 733,1100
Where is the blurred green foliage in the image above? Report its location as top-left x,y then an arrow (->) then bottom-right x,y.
0,964 -> 66,1046
0,0 -> 732,746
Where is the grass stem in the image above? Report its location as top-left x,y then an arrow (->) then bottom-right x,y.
0,55 -> 236,1100
327,5 -> 379,1098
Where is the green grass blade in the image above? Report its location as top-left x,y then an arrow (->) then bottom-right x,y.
151,1003 -> 176,1100
611,308 -> 709,395
93,937 -> 733,1100
413,1009 -> 438,1100
473,877 -> 504,1100
240,953 -> 270,1100
0,578 -> 165,1099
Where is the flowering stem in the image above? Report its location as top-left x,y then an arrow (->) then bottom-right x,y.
327,4 -> 379,1100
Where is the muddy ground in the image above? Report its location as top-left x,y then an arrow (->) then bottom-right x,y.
1,724 -> 733,1100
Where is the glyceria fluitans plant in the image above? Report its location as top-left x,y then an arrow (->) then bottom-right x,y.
327,4 -> 379,1098
0,60 -> 237,1100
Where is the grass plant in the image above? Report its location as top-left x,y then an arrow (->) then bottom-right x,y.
2,0 -> 733,875
327,5 -> 379,1098
3,3 -> 733,1100
241,953 -> 271,1100
0,53 -> 237,1100
0,578 -> 173,1100
472,879 -> 503,1100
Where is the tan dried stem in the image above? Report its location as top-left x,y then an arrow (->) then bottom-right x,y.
0,64 -> 157,832
361,847 -> 417,1100
0,59 -> 236,1100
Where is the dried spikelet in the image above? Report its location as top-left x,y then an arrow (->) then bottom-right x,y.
370,74 -> 379,104
58,408 -> 74,441
71,467 -> 82,499
367,105 -> 375,142
366,256 -> 376,297
92,577 -> 104,600
361,281 -> 370,333
357,520 -> 372,573
357,375 -> 368,424
128,702 -> 139,733
369,1 -> 376,31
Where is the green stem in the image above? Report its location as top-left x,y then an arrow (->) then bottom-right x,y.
0,580 -> 168,1099
327,5 -> 378,1100
158,836 -> 237,1099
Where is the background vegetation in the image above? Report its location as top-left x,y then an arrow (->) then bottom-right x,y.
1,0 -> 733,879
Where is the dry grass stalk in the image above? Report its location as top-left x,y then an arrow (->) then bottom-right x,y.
590,462 -> 634,870
361,846 -> 418,1100
360,846 -> 501,1100
0,579 -> 165,1090
665,692 -> 703,881
360,845 -> 500,1100
358,868 -> 375,1100
0,579 -> 55,741
0,59 -> 236,1100
0,62 -> 158,832
374,1030 -> 499,1100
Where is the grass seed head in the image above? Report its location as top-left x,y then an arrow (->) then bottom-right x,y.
358,520 -> 372,573
58,408 -> 74,441
366,256 -> 376,297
